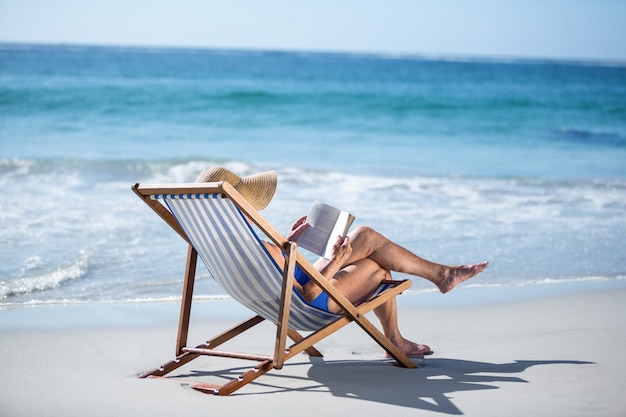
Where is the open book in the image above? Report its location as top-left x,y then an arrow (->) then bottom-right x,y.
295,201 -> 355,259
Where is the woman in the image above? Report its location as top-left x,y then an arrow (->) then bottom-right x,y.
198,166 -> 489,357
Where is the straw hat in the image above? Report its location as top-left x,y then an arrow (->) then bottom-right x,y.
196,166 -> 277,210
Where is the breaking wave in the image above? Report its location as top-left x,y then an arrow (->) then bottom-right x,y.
0,252 -> 89,301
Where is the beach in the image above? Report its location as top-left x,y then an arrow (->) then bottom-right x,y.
2,282 -> 625,416
2,44 -> 625,416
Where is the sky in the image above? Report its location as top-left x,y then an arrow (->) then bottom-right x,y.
1,0 -> 625,62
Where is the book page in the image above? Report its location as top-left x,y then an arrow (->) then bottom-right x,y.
322,210 -> 353,259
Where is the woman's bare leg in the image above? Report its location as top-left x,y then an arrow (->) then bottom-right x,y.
374,295 -> 432,356
323,258 -> 389,312
324,258 -> 431,355
345,226 -> 488,292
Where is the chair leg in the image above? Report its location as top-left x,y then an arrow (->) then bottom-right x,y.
176,245 -> 197,355
352,314 -> 416,369
139,350 -> 201,378
274,242 -> 297,369
288,329 -> 323,357
192,360 -> 275,396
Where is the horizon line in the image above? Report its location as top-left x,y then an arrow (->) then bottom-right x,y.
2,40 -> 626,68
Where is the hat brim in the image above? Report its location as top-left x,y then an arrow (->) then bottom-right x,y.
196,166 -> 277,210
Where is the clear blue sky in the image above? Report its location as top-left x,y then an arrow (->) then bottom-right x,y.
1,0 -> 625,62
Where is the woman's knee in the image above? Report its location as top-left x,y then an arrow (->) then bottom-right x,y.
351,225 -> 379,240
351,225 -> 386,249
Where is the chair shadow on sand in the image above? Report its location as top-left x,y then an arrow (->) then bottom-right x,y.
173,356 -> 592,414
305,357 -> 593,414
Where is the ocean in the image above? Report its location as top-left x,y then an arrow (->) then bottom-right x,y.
1,43 -> 625,307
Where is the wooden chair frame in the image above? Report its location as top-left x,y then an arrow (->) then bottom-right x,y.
132,181 -> 416,396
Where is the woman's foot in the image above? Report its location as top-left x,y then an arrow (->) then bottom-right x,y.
437,261 -> 489,294
386,338 -> 433,358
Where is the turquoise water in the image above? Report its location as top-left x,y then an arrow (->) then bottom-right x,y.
1,44 -> 625,306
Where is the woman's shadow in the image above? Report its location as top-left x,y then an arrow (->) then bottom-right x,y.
304,356 -> 592,414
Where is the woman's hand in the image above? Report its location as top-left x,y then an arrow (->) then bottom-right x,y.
286,215 -> 309,242
330,235 -> 352,265
317,235 -> 352,280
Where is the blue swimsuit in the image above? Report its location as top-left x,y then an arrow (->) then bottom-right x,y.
293,265 -> 330,312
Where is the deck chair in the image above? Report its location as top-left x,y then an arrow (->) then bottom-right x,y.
132,181 -> 416,396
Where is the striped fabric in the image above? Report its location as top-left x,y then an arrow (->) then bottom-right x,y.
153,193 -> 341,331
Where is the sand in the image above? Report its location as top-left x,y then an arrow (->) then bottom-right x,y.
1,284 -> 625,416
